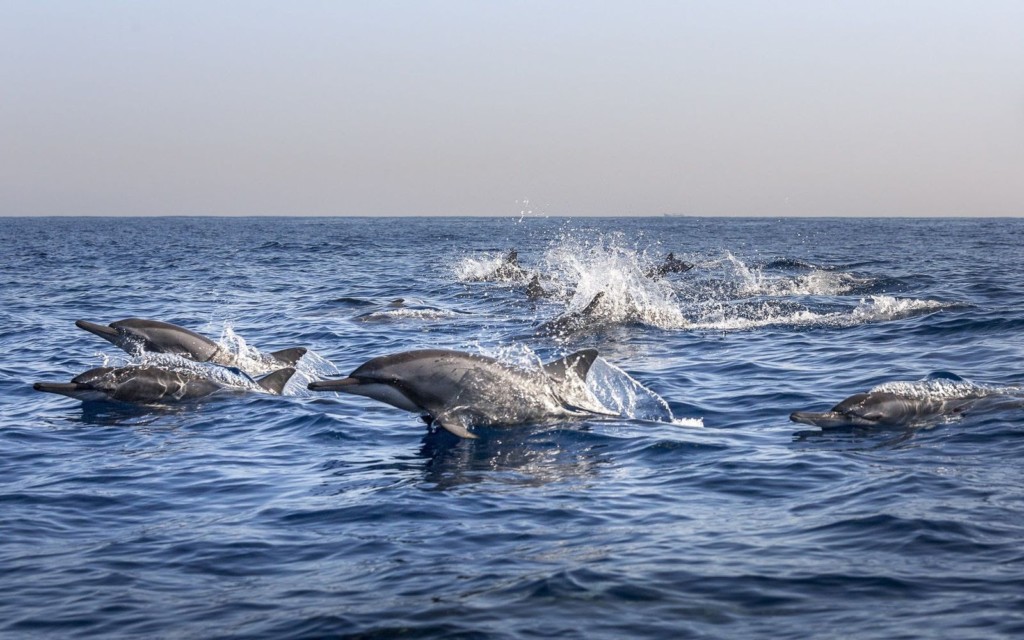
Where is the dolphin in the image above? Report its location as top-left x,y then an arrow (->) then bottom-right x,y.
307,349 -> 609,438
525,274 -> 552,301
645,252 -> 693,279
75,318 -> 306,368
789,391 -> 979,429
535,292 -> 607,336
466,249 -> 529,282
33,365 -> 295,404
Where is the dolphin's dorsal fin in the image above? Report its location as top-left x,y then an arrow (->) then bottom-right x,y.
543,349 -> 600,384
526,274 -> 546,300
257,368 -> 296,394
433,410 -> 478,439
580,291 -> 605,316
269,347 -> 307,366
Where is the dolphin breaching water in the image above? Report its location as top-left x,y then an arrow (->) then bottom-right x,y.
33,365 -> 296,404
75,318 -> 307,370
307,348 -> 612,438
789,390 -> 981,429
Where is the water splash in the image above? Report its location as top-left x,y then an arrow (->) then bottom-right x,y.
708,252 -> 869,297
475,343 -> 684,424
454,251 -> 527,282
538,233 -> 686,331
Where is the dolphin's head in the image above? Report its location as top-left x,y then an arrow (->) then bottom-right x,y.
790,392 -> 921,428
307,351 -> 440,413
75,320 -> 123,344
76,318 -> 160,355
33,367 -> 118,402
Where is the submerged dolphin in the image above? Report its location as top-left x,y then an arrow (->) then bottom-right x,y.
790,391 -> 978,429
307,349 -> 608,438
76,318 -> 307,368
34,365 -> 295,404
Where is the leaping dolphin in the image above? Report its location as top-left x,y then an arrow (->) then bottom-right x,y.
790,391 -> 979,429
307,348 -> 609,438
34,365 -> 295,404
75,318 -> 307,369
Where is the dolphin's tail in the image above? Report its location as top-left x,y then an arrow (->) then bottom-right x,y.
256,368 -> 296,394
269,347 -> 307,366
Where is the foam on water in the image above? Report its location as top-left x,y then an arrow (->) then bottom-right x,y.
870,375 -> 1022,401
685,295 -> 956,332
354,307 -> 463,322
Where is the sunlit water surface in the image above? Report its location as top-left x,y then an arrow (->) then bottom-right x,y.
2,217 -> 1023,638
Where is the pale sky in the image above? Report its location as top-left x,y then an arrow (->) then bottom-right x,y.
1,1 -> 1022,216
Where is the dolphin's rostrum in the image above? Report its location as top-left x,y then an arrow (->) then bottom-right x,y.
308,349 -> 609,438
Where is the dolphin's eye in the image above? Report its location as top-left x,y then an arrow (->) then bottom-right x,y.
863,413 -> 883,421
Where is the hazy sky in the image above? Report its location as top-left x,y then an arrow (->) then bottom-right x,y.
1,1 -> 1021,216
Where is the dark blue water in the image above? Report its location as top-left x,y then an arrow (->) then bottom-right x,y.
3,217 -> 1024,639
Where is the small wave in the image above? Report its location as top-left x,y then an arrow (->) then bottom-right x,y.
756,257 -> 825,270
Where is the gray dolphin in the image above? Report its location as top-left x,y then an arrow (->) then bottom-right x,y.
790,391 -> 978,429
536,292 -> 607,336
307,349 -> 609,438
34,365 -> 295,404
75,318 -> 306,368
645,252 -> 693,279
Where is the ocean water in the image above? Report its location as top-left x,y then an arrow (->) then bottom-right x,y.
2,216 -> 1024,639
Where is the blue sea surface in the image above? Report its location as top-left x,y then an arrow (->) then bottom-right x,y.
2,216 -> 1024,638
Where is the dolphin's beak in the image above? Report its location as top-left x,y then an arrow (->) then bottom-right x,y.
33,382 -> 88,394
790,411 -> 846,428
308,377 -> 362,392
75,320 -> 119,340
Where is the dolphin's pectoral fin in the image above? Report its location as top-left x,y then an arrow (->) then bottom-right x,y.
433,411 -> 478,439
256,368 -> 296,394
269,347 -> 308,366
543,349 -> 600,384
